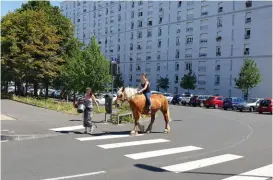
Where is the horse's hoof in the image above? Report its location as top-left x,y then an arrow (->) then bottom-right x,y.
139,125 -> 145,133
145,130 -> 151,134
164,129 -> 170,134
130,130 -> 137,136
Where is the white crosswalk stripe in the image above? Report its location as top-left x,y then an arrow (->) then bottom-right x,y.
97,139 -> 170,149
48,124 -> 271,179
221,164 -> 273,180
161,154 -> 243,173
125,146 -> 203,160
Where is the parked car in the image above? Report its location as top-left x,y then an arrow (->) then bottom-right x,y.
189,95 -> 211,107
205,96 -> 224,108
179,92 -> 194,106
95,94 -> 117,105
237,98 -> 263,112
162,93 -> 173,103
257,98 -> 272,114
223,97 -> 245,110
171,94 -> 182,105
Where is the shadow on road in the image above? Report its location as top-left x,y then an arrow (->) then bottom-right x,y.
134,164 -> 167,172
134,164 -> 272,179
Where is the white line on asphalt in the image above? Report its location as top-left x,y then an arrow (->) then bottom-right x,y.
76,134 -> 144,141
221,164 -> 273,180
98,139 -> 170,149
161,154 -> 243,173
41,171 -> 106,180
1,140 -> 9,143
125,146 -> 203,160
49,125 -> 83,131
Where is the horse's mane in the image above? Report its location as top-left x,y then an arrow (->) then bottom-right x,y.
117,86 -> 138,99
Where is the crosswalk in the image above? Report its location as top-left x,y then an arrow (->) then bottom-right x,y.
49,125 -> 273,179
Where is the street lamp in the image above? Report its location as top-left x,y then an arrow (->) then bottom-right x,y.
110,57 -> 119,94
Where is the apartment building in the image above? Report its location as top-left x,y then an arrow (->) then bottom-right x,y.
60,0 -> 272,98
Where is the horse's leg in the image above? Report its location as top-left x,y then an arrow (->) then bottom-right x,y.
163,112 -> 171,133
131,111 -> 141,135
145,113 -> 155,133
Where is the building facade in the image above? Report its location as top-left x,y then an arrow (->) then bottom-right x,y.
60,0 -> 272,98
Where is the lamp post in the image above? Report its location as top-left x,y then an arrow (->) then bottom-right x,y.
110,57 -> 119,94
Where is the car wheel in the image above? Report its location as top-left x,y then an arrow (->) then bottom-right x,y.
239,110 -> 243,112
249,107 -> 254,112
205,106 -> 209,108
214,104 -> 218,109
259,111 -> 262,114
224,108 -> 227,110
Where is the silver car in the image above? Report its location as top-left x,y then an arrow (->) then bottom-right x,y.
237,98 -> 263,112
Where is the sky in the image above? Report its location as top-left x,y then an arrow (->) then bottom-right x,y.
1,0 -> 61,17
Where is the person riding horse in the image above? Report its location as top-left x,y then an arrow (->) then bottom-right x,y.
138,73 -> 151,114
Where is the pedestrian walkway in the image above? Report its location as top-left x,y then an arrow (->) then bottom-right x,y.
46,124 -> 273,180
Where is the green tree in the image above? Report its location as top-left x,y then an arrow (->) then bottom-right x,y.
180,70 -> 197,92
234,59 -> 262,100
114,69 -> 124,88
156,77 -> 170,92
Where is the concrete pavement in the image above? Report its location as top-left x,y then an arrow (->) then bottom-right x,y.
1,100 -> 272,180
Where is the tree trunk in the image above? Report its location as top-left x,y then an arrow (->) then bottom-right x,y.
246,88 -> 249,100
25,82 -> 28,96
34,82 -> 38,97
5,81 -> 8,93
45,82 -> 49,98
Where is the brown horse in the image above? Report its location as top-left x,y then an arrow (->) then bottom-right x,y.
116,87 -> 171,135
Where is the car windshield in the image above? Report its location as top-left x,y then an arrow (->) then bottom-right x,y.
260,100 -> 272,106
182,94 -> 192,97
246,99 -> 258,103
224,98 -> 232,102
208,97 -> 215,100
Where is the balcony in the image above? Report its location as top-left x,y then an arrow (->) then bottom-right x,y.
244,51 -> 250,55
214,81 -> 220,85
186,27 -> 193,32
198,80 -> 206,85
217,23 -> 222,28
215,65 -> 220,71
187,14 -> 194,19
216,36 -> 222,41
198,67 -> 206,72
147,21 -> 152,26
246,1 -> 252,8
177,29 -> 181,33
185,54 -> 192,58
200,25 -> 208,31
245,18 -> 251,23
177,16 -> 182,21
216,52 -> 221,56
200,39 -> 208,44
201,11 -> 208,16
218,7 -> 223,13
245,34 -> 250,39
199,53 -> 207,57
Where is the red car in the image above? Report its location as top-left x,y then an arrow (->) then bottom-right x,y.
205,96 -> 224,109
257,98 -> 272,114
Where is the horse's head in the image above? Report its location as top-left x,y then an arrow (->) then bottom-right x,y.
116,87 -> 126,108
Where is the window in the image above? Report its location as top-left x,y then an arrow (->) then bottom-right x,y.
158,39 -> 162,48
119,4 -> 121,11
185,48 -> 192,58
187,1 -> 194,5
138,9 -> 143,17
148,6 -> 153,15
201,6 -> 209,16
187,8 -> 194,19
175,49 -> 180,58
175,75 -> 179,83
246,0 -> 252,8
129,74 -> 132,82
245,28 -> 251,39
131,22 -> 134,29
175,62 -> 179,70
118,14 -> 121,21
200,33 -> 208,43
186,36 -> 193,44
106,8 -> 108,15
137,52 -> 142,61
244,44 -> 249,55
132,2 -> 134,8
131,11 -> 134,18
147,18 -> 152,26
217,17 -> 222,27
245,12 -> 251,23
105,27 -> 108,34
229,75 -> 232,86
231,45 -> 233,56
159,16 -> 163,24
232,14 -> 235,26
200,19 -> 208,30
185,62 -> 192,71
157,63 -> 160,71
177,24 -> 181,33
146,40 -> 152,49
137,42 -> 142,50
186,22 -> 193,32
178,1 -> 182,7
230,60 -> 233,71
146,52 -> 151,60
138,20 -> 142,27
138,1 -> 143,5
147,29 -> 152,37
130,43 -> 133,50
158,27 -> 162,36
216,31 -> 222,41
218,2 -> 223,13
177,11 -> 181,21
176,37 -> 180,46
199,47 -> 207,57
137,31 -> 142,39
216,46 -> 221,56
117,45 -> 120,51
157,51 -> 161,60
215,75 -> 220,85
215,60 -> 220,71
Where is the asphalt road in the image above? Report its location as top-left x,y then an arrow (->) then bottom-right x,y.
1,100 -> 272,180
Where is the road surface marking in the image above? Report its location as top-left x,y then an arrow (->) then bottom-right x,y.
0,114 -> 16,120
161,154 -> 243,173
98,139 -> 170,149
41,170 -> 106,180
221,164 -> 273,180
76,134 -> 144,141
49,125 -> 84,132
125,146 -> 203,160
1,140 -> 9,143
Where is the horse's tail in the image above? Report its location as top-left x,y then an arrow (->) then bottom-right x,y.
162,96 -> 172,122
